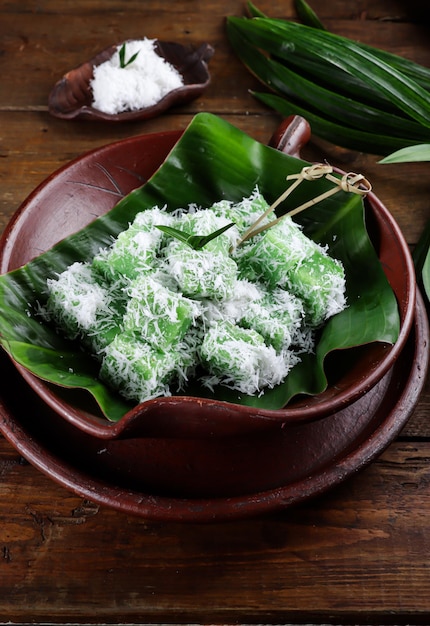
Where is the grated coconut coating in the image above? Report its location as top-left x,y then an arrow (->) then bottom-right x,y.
44,189 -> 347,403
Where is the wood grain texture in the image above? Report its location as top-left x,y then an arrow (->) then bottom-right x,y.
0,0 -> 430,623
2,438 -> 430,623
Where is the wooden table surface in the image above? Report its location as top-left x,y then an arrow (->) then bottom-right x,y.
1,1 -> 430,624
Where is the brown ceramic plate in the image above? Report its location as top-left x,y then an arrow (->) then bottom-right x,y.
48,40 -> 214,121
0,291 -> 427,521
0,118 -> 417,439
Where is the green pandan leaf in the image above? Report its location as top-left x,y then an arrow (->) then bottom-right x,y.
413,220 -> 430,305
0,113 -> 400,420
422,249 -> 430,304
379,144 -> 430,163
155,222 -> 235,250
119,42 -> 140,68
226,22 -> 427,153
246,0 -> 267,17
293,0 -> 326,30
227,17 -> 430,130
378,144 -> 430,305
226,13 -> 430,154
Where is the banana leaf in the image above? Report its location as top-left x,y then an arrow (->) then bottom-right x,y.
0,113 -> 400,421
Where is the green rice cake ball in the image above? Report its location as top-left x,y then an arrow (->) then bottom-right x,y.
166,240 -> 238,300
200,280 -> 309,353
237,216 -> 346,326
46,262 -> 124,353
100,333 -> 181,403
93,207 -> 173,281
123,276 -> 201,348
239,286 -> 306,352
199,321 -> 300,395
200,279 -> 262,326
236,215 -> 317,285
285,251 -> 346,327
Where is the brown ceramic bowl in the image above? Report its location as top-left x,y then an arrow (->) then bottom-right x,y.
48,40 -> 214,121
0,117 -> 416,441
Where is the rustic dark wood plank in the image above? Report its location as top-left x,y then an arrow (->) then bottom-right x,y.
1,0 -> 429,22
314,0 -> 430,23
401,372 -> 430,438
2,437 -> 430,623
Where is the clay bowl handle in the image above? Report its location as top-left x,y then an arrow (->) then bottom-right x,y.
269,115 -> 311,158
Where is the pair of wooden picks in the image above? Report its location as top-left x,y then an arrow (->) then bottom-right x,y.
236,163 -> 372,247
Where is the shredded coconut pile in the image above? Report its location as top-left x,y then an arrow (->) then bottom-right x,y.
90,38 -> 184,114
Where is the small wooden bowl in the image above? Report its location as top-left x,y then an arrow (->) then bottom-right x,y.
48,40 -> 214,121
